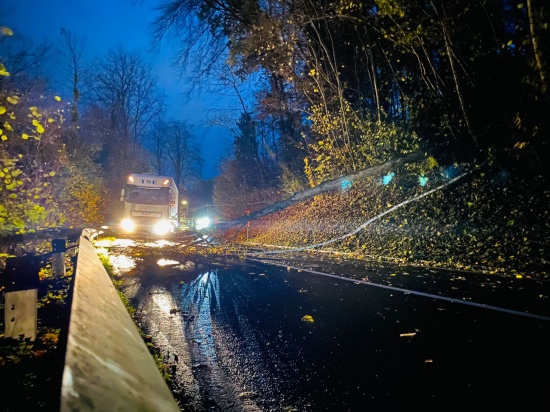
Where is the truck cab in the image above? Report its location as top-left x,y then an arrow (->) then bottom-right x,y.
119,173 -> 179,236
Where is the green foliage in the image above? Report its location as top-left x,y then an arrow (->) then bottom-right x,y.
99,253 -> 136,316
279,165 -> 308,194
1,30 -> 68,235
0,93 -> 69,235
1,28 -> 112,235
306,102 -> 420,183
57,167 -> 108,227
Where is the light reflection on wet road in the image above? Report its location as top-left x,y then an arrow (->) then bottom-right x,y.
105,240 -> 550,411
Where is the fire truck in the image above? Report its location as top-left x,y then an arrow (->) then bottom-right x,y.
119,173 -> 179,235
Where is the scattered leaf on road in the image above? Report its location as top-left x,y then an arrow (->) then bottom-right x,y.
302,315 -> 314,323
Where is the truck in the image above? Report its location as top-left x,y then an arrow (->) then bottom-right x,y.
119,173 -> 179,235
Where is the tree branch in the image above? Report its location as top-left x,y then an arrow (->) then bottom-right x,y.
214,152 -> 424,232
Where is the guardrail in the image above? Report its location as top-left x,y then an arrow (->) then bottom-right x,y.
1,238 -> 77,340
1,229 -> 181,410
59,229 -> 180,411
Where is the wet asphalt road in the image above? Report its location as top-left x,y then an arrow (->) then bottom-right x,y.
103,238 -> 550,411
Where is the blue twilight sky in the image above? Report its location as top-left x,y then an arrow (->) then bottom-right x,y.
1,0 -> 233,180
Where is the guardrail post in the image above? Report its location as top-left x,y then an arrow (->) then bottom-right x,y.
52,238 -> 67,276
1,257 -> 40,340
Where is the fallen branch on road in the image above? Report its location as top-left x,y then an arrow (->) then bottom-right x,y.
213,152 -> 425,235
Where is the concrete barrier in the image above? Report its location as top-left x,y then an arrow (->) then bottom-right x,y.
60,232 -> 180,412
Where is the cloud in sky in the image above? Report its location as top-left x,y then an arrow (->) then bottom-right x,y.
1,0 -> 232,179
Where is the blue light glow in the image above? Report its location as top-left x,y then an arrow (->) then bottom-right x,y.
341,180 -> 353,190
382,172 -> 395,185
443,165 -> 459,179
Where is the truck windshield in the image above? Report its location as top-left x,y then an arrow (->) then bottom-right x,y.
126,187 -> 170,205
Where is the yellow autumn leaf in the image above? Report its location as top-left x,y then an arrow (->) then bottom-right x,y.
6,96 -> 19,104
9,113 -> 15,119
427,156 -> 438,169
0,27 -> 14,36
0,106 -> 6,115
1,135 -> 7,141
47,118 -> 54,123
36,124 -> 44,133
301,315 -> 314,323
49,171 -> 56,177
54,96 -> 61,101
0,65 -> 9,76
22,133 -> 29,140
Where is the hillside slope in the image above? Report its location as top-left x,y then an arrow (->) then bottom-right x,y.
225,163 -> 549,280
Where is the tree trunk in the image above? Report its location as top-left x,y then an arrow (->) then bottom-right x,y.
215,152 -> 424,232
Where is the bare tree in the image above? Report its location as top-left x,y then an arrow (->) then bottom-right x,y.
54,29 -> 99,160
94,46 -> 165,182
164,120 -> 203,190
0,33 -> 51,93
95,46 -> 165,142
56,29 -> 96,123
145,119 -> 169,174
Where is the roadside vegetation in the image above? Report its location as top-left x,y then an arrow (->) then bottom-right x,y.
224,160 -> 549,280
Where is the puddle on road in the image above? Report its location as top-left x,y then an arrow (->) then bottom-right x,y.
106,244 -> 264,411
109,254 -> 137,272
157,258 -> 180,266
145,239 -> 178,248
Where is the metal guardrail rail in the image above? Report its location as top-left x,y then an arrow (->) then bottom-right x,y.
59,229 -> 180,412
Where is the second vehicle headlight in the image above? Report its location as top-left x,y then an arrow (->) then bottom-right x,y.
195,217 -> 211,230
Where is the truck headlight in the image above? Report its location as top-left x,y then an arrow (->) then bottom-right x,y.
154,220 -> 171,236
121,218 -> 135,232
